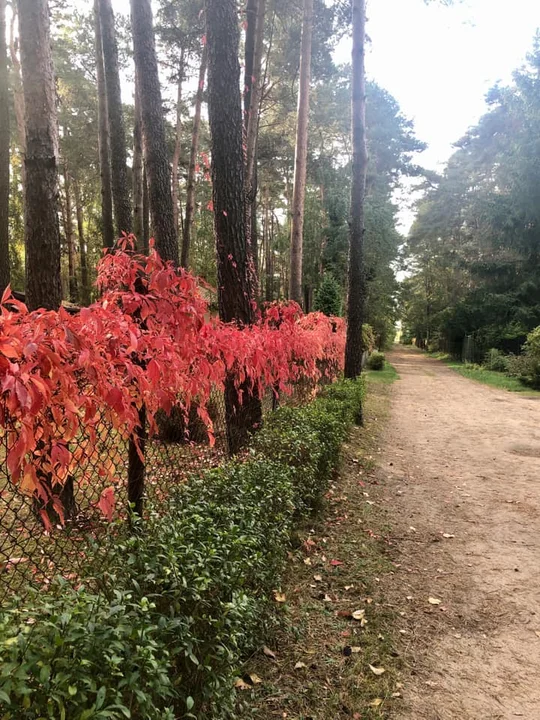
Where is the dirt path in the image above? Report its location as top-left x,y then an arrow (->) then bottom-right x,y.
383,347 -> 540,720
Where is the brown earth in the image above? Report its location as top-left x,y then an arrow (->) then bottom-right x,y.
384,347 -> 540,720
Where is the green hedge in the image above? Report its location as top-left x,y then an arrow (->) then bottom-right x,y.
0,378 -> 365,720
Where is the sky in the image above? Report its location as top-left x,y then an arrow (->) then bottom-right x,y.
338,0 -> 540,172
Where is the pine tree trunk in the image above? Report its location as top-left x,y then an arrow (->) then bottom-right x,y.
9,9 -> 26,203
131,0 -> 178,264
132,74 -> 144,248
18,0 -> 75,521
245,0 -> 266,281
344,0 -> 368,385
63,165 -> 78,303
171,47 -> 185,238
94,0 -> 115,249
288,0 -> 313,306
205,0 -> 262,454
0,0 -> 9,293
181,45 -> 207,269
98,0 -> 132,237
18,0 -> 62,312
73,177 -> 90,305
142,166 -> 150,254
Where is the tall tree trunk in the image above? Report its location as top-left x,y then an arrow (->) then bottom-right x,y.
181,45 -> 207,269
63,165 -> 78,303
98,0 -> 132,237
205,0 -> 262,454
245,0 -> 266,279
131,0 -> 178,264
264,189 -> 274,302
0,0 -> 9,293
244,0 -> 257,120
9,9 -> 26,200
171,46 -> 185,238
94,0 -> 115,249
344,0 -> 368,386
19,0 -> 74,521
142,166 -> 150,254
18,0 -> 62,311
73,177 -> 90,305
132,74 -> 144,248
288,0 -> 313,305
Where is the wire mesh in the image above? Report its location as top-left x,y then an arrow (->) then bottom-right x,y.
0,384 -> 312,604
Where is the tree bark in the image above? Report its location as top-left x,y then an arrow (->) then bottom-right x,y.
131,0 -> 178,264
288,0 -> 314,306
205,0 -> 262,454
244,0 -> 257,120
181,45 -> 207,269
63,165 -> 78,303
245,0 -> 266,278
171,46 -> 185,238
132,74 -> 144,249
142,166 -> 150,254
94,0 -> 115,249
18,0 -> 62,312
0,0 -> 9,293
73,177 -> 90,305
344,0 -> 368,385
98,0 -> 132,238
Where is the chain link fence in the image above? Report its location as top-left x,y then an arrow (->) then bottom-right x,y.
0,384 -> 316,604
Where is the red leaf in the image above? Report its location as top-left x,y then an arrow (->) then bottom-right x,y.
97,487 -> 116,522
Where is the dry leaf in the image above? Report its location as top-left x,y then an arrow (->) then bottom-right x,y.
323,594 -> 332,603
428,597 -> 442,605
344,584 -> 354,591
442,533 -> 455,539
369,698 -> 383,707
304,557 -> 312,566
352,609 -> 366,621
314,574 -> 323,582
274,591 -> 286,603
247,673 -> 263,685
263,646 -> 276,660
369,665 -> 386,676
350,646 -> 362,653
294,661 -> 307,670
330,559 -> 344,567
234,678 -> 251,690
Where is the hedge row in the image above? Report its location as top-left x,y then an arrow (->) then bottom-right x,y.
0,378 -> 365,720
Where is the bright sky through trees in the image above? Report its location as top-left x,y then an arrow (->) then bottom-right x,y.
357,0 -> 540,170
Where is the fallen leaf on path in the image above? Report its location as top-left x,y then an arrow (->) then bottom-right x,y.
314,574 -> 323,582
442,533 -> 455,539
294,661 -> 307,670
369,698 -> 383,707
352,609 -> 366,621
274,591 -> 286,603
330,559 -> 344,567
247,673 -> 262,685
428,597 -> 442,605
369,665 -> 386,676
263,646 -> 276,660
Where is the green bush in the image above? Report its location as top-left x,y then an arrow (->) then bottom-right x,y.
0,379 -> 363,720
314,274 -> 342,316
505,327 -> 540,388
0,583 -> 176,719
484,348 -> 508,372
367,351 -> 385,370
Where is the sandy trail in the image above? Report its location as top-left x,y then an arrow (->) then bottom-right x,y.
381,347 -> 540,720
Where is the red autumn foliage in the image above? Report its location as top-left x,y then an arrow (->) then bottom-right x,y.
0,238 -> 345,518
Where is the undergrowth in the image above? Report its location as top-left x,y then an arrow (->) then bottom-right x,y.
0,377 -> 366,720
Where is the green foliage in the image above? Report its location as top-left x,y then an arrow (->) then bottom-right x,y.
367,351 -> 385,371
0,380 -> 365,719
484,348 -> 508,372
314,273 -> 342,316
402,39 -> 540,356
506,326 -> 540,388
0,583 -> 176,719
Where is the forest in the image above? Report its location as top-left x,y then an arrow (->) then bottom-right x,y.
2,0 -> 540,717
401,36 -> 540,384
0,0 -> 420,348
